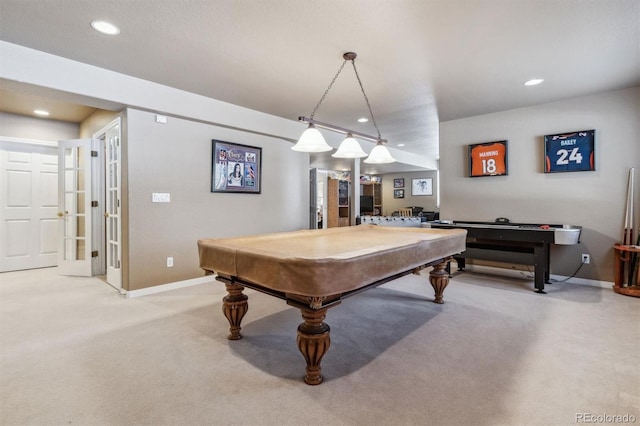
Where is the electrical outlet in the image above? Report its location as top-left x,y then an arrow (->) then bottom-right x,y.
581,254 -> 590,264
167,257 -> 173,267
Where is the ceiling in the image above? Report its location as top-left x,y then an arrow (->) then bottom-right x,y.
0,0 -> 638,174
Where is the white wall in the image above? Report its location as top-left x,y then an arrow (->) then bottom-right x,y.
79,110 -> 121,139
0,112 -> 79,141
381,171 -> 438,216
0,41 -> 303,144
440,87 -> 640,281
1,42 -> 311,290
125,109 -> 308,290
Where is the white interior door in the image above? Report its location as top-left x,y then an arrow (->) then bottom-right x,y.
104,122 -> 122,288
57,139 -> 92,276
0,140 -> 59,272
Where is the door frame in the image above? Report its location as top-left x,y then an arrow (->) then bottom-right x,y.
94,118 -> 122,290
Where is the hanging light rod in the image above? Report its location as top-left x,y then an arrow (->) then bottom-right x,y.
292,52 -> 396,163
298,116 -> 386,144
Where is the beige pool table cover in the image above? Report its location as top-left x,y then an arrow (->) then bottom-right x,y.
198,225 -> 466,297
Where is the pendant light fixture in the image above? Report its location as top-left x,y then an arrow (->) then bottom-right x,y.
292,52 -> 396,164
364,140 -> 397,164
291,123 -> 333,152
332,133 -> 367,158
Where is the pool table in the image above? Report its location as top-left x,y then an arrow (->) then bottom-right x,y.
198,225 -> 466,385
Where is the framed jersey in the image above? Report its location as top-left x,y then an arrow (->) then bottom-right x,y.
468,140 -> 508,177
544,130 -> 595,173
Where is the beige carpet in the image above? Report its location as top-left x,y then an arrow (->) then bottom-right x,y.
1,267 -> 638,426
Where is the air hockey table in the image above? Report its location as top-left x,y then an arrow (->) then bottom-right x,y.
427,220 -> 581,293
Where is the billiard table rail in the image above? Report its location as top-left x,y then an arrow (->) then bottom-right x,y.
209,255 -> 450,312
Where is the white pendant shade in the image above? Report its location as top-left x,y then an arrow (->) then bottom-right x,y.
332,134 -> 367,158
364,143 -> 396,164
291,124 -> 333,152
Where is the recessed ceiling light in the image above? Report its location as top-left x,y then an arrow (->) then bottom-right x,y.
524,78 -> 544,86
33,109 -> 50,116
91,20 -> 120,35
397,143 -> 405,147
357,117 -> 369,123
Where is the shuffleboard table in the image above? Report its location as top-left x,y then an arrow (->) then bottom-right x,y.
198,225 -> 466,385
427,220 -> 581,293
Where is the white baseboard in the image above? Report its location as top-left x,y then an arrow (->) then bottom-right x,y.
124,275 -> 216,298
458,264 -> 612,289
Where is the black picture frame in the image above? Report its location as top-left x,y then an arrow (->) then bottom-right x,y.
394,178 -> 404,188
394,189 -> 404,199
468,140 -> 508,177
211,140 -> 262,194
544,130 -> 595,173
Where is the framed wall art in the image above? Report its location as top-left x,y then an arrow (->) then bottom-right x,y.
394,189 -> 405,199
411,178 -> 433,196
211,140 -> 262,194
394,178 -> 404,188
468,140 -> 508,177
544,129 -> 595,173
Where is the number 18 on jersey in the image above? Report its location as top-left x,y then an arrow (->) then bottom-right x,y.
469,140 -> 508,177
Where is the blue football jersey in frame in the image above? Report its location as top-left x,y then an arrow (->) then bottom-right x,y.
544,130 -> 595,173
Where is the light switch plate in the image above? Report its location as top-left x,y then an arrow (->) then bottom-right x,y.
152,193 -> 170,202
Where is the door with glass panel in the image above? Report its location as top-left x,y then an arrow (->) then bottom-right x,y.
104,122 -> 122,288
57,139 -> 92,276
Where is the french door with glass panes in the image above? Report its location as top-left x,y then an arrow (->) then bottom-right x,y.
57,119 -> 122,286
57,139 -> 93,276
104,122 -> 122,288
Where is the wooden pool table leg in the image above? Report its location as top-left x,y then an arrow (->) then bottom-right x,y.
429,260 -> 450,304
222,282 -> 248,340
297,307 -> 331,385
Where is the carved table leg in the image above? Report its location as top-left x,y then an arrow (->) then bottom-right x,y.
297,307 -> 331,385
222,282 -> 248,340
429,260 -> 450,304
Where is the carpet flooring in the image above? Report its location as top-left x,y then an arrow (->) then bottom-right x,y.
1,267 -> 638,426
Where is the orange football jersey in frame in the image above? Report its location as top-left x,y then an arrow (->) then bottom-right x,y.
469,141 -> 507,177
